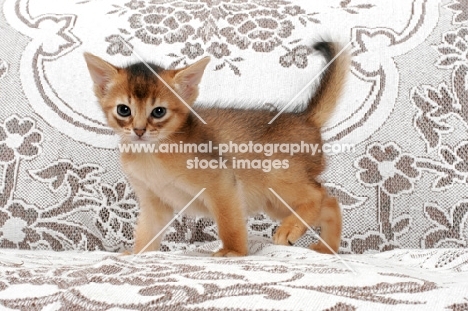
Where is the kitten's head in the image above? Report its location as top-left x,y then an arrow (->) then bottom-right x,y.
84,53 -> 210,143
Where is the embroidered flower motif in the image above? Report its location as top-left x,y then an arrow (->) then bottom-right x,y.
172,0 -> 297,22
181,42 -> 205,59
454,144 -> 468,172
105,35 -> 133,56
279,45 -> 313,68
108,0 -> 315,73
435,27 -> 468,69
0,115 -> 43,163
162,216 -> 217,251
440,142 -> 468,173
124,0 -> 145,10
96,181 -> 138,251
129,6 -> 194,45
0,200 -> 40,249
446,0 -> 468,24
221,10 -> 294,52
207,42 -> 231,59
283,5 -> 305,16
355,142 -> 421,196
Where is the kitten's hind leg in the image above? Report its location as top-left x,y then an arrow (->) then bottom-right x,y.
272,186 -> 342,254
273,204 -> 319,246
310,192 -> 342,254
273,186 -> 322,246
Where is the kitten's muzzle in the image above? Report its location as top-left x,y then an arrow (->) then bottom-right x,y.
134,128 -> 146,137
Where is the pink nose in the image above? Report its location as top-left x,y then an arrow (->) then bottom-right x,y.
134,129 -> 146,137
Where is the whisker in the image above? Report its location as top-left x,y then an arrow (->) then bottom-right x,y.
149,130 -> 185,134
160,136 -> 179,144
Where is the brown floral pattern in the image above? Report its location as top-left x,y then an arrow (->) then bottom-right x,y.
25,160 -> 141,252
279,44 -> 313,68
423,201 -> 468,248
452,143 -> 468,172
96,180 -> 139,251
220,10 -> 294,52
283,5 -> 305,16
435,27 -> 468,68
125,0 -> 144,10
0,244 -> 465,310
207,41 -> 231,58
0,115 -> 43,163
162,216 -> 217,251
105,35 -> 133,56
180,42 -> 205,59
0,117 -> 137,252
0,200 -> 40,249
104,0 -> 324,75
128,6 -> 194,45
339,0 -> 375,15
439,142 -> 468,176
410,47 -> 468,192
446,0 -> 468,24
355,142 -> 420,196
413,78 -> 468,164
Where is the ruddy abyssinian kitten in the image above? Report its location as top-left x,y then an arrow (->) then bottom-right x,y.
84,41 -> 349,256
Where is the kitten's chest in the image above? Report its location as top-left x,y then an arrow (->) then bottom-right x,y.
123,154 -> 186,190
122,154 -> 207,213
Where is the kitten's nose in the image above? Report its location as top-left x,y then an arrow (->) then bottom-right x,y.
134,128 -> 146,137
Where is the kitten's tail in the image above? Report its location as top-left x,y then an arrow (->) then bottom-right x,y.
304,42 -> 350,127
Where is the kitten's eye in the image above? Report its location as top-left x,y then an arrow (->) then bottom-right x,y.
117,104 -> 131,117
151,107 -> 166,119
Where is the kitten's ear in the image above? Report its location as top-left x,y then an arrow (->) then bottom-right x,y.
173,57 -> 210,102
83,52 -> 118,97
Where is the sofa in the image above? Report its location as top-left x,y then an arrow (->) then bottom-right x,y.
0,0 -> 468,309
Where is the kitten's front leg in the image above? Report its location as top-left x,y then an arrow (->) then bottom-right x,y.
130,180 -> 173,254
206,189 -> 248,257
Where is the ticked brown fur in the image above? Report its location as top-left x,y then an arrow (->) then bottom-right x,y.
84,42 -> 349,256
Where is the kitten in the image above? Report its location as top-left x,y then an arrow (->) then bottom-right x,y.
84,41 -> 349,256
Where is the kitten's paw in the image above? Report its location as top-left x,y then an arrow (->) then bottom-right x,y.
212,248 -> 247,257
273,223 -> 307,246
310,242 -> 335,254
